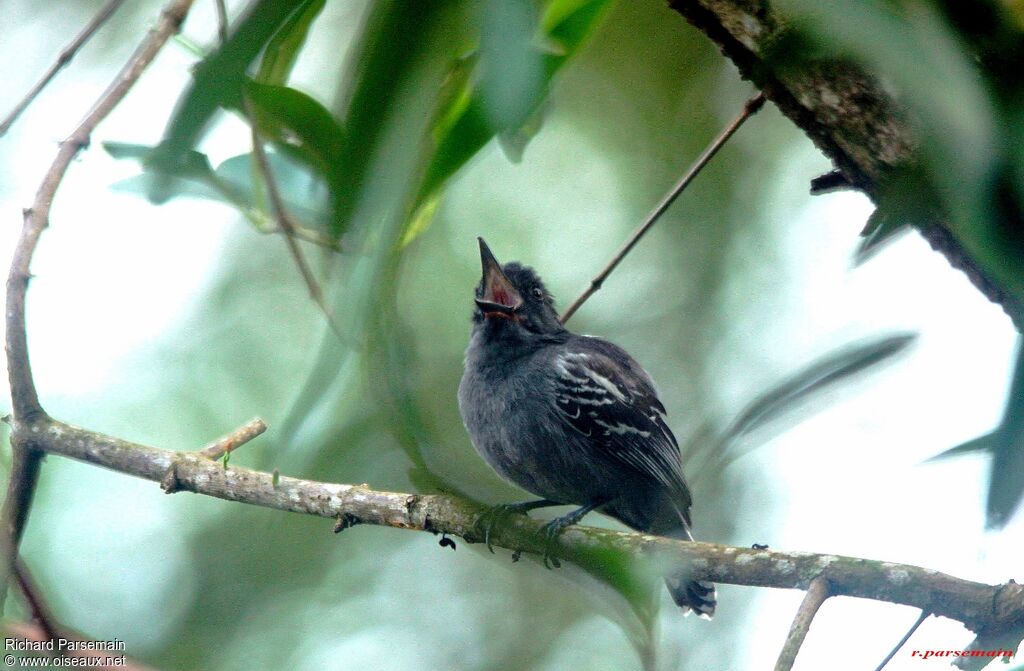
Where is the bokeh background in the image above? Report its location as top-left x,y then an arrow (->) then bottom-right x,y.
1,1 -> 1021,669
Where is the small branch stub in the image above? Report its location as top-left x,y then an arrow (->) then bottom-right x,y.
198,417 -> 267,461
334,513 -> 361,533
160,461 -> 180,494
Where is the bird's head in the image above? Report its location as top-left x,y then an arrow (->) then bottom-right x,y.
472,238 -> 564,338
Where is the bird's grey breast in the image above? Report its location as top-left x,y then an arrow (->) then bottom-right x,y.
458,339 -> 564,496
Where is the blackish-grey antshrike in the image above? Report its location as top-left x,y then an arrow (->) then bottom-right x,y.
458,238 -> 716,617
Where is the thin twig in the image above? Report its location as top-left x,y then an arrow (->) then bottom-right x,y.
14,413 -> 1024,636
774,575 -> 831,671
198,417 -> 268,460
560,91 -> 766,324
13,558 -> 62,643
0,0 -> 196,614
211,0 -> 336,264
0,0 -> 128,137
873,610 -> 930,671
246,99 -> 345,339
214,0 -> 229,44
261,223 -> 343,251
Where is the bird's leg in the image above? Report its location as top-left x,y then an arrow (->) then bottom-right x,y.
476,499 -> 561,554
540,501 -> 603,569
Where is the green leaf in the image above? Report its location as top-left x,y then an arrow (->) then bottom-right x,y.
278,1 -> 466,440
104,141 -> 212,179
986,341 -> 1024,529
402,0 -> 612,244
925,432 -> 997,462
497,100 -> 550,163
326,0 -> 462,238
542,0 -> 613,55
400,192 -> 443,248
104,142 -> 330,231
214,151 -> 330,229
151,0 -> 310,199
478,0 -> 545,135
855,205 -> 909,266
242,80 -> 346,188
255,0 -> 326,85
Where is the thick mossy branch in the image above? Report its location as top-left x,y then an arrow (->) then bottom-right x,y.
20,415 -> 1024,638
667,0 -> 1024,326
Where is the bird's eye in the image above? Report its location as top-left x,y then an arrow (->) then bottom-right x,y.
531,287 -> 544,299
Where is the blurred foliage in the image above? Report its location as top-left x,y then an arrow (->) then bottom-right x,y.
686,333 -> 916,479
771,0 -> 1024,528
123,0 -> 613,245
105,142 -> 332,233
931,338 -> 1024,528
773,0 -> 1024,310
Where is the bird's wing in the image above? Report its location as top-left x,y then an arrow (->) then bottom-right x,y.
551,338 -> 692,510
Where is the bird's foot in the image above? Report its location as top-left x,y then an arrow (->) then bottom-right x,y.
539,502 -> 601,569
475,499 -> 558,554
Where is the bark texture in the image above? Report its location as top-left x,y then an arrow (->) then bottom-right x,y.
668,0 -> 1024,327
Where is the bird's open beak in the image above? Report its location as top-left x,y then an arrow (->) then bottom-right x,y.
475,237 -> 522,317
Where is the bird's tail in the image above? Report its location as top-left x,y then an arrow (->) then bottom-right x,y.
663,525 -> 717,618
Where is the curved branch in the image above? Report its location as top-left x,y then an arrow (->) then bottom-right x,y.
774,575 -> 830,671
15,413 -> 1024,639
667,0 -> 1024,327
1,0 -> 196,612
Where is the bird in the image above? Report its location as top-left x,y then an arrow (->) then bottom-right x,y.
457,237 -> 716,617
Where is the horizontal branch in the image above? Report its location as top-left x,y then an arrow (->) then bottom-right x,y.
17,414 -> 1024,638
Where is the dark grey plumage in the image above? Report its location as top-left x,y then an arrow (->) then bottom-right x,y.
458,238 -> 716,617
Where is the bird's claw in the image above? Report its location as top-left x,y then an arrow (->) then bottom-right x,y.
475,502 -> 539,554
536,502 -> 600,569
540,520 -> 566,569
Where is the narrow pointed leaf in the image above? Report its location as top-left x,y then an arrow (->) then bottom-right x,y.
243,80 -> 346,189
986,341 -> 1024,529
255,0 -> 326,85
725,333 -> 917,441
855,205 -> 910,265
925,432 -> 997,462
402,0 -> 612,244
105,142 -> 329,229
